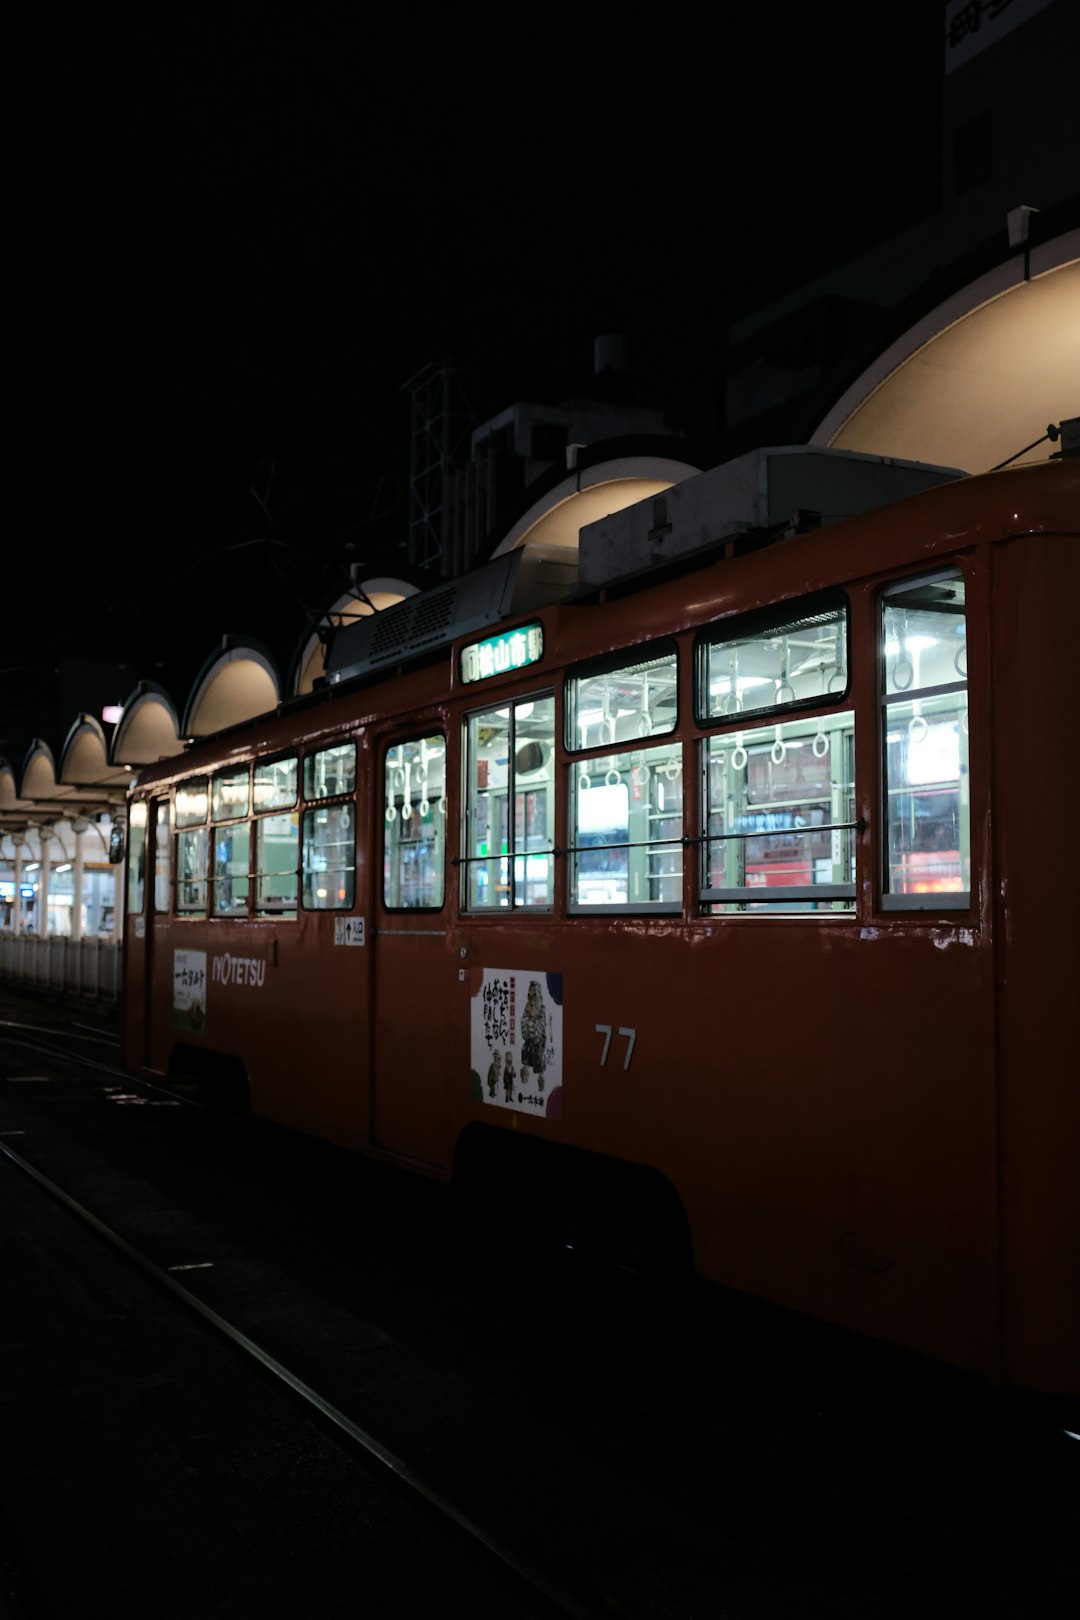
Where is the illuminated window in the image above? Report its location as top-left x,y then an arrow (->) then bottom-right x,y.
212,767 -> 249,822
304,743 -> 355,800
463,694 -> 554,910
175,777 -> 209,829
154,801 -> 172,912
384,736 -> 446,909
570,741 -> 682,911
175,777 -> 210,915
177,827 -> 208,915
127,800 -> 148,914
565,642 -> 678,750
701,711 -> 856,913
565,644 -> 681,911
212,823 -> 249,916
254,756 -> 298,811
694,594 -> 856,915
696,595 -> 848,723
302,804 -> 355,909
255,812 -> 298,915
881,572 -> 969,908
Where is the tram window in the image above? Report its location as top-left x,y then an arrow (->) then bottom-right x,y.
302,804 -> 355,909
304,743 -> 356,801
700,710 -> 856,913
697,596 -> 848,723
177,827 -> 208,914
127,800 -> 147,914
175,777 -> 209,829
463,694 -> 554,910
254,756 -> 298,811
569,741 -> 683,911
210,822 -> 249,916
212,767 -> 249,822
565,642 -> 678,751
255,812 -> 299,914
881,573 -> 969,908
384,735 -> 446,909
154,801 -> 172,912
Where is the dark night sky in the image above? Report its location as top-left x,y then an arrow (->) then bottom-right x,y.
10,9 -> 944,717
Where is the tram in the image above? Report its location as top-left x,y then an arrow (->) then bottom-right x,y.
120,451 -> 1079,1396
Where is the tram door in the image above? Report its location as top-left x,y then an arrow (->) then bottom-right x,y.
371,734 -> 452,1166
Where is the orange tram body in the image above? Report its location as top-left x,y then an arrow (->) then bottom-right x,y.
121,456 -> 1079,1397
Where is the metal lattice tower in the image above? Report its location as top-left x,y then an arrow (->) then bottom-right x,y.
404,361 -> 474,575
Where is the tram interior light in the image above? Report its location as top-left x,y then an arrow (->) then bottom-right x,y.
708,676 -> 772,696
884,636 -> 937,656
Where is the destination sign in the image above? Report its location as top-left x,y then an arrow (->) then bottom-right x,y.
460,622 -> 544,684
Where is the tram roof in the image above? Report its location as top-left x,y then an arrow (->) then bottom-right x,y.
120,454 -> 1078,800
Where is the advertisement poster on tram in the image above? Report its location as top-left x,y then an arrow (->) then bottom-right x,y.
173,949 -> 207,1031
471,968 -> 563,1118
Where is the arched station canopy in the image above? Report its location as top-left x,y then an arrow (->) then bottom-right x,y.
0,722 -> 130,863
9,725 -> 128,827
0,760 -> 33,841
293,577 -> 419,696
813,231 -> 1078,472
182,637 -> 281,740
109,682 -> 182,764
60,714 -> 130,790
490,455 -> 704,559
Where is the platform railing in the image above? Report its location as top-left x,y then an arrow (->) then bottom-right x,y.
0,932 -> 120,1002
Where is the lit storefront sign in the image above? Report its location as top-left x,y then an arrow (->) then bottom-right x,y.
460,622 -> 544,684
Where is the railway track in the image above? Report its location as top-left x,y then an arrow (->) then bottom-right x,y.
0,1128 -> 592,1620
0,1010 -> 714,1619
2,998 -> 1077,1620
